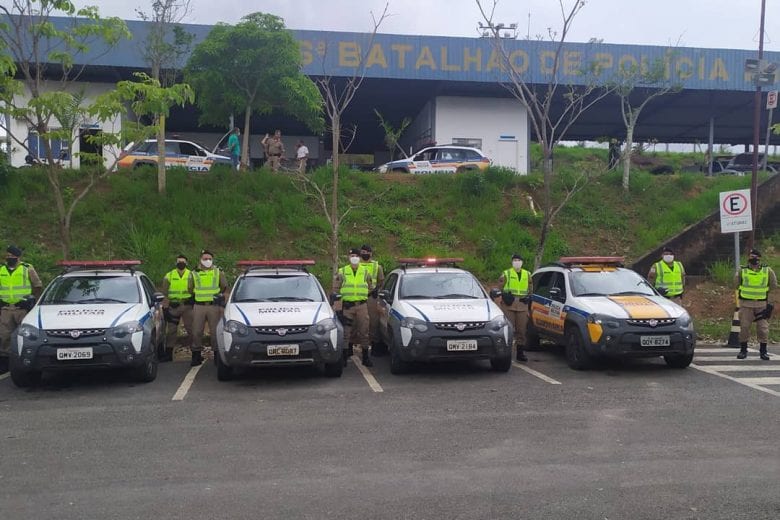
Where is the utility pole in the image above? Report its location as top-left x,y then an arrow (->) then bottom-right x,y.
749,0 -> 767,250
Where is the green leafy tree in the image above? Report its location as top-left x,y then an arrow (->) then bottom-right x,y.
375,109 -> 411,162
184,12 -> 323,169
0,0 -> 131,258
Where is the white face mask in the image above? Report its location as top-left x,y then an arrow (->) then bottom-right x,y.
349,256 -> 360,266
512,260 -> 523,269
662,255 -> 674,263
201,259 -> 213,268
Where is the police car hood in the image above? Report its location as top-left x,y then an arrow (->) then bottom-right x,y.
574,294 -> 687,319
397,298 -> 499,323
227,301 -> 331,326
30,303 -> 148,330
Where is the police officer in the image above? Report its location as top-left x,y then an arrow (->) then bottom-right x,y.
0,245 -> 42,372
735,249 -> 777,361
647,246 -> 686,303
359,244 -> 386,356
333,248 -> 373,367
160,254 -> 194,362
262,130 -> 285,173
187,250 -> 229,366
497,253 -> 533,362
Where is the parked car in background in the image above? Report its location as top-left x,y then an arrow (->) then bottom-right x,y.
117,139 -> 231,172
375,145 -> 491,174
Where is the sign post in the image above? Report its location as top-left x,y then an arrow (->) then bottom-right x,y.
719,189 -> 754,269
764,90 -> 777,170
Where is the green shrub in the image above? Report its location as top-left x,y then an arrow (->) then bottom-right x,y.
459,172 -> 487,197
707,259 -> 735,285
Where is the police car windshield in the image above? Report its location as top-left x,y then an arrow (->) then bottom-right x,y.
399,272 -> 484,299
233,275 -> 324,302
41,276 -> 141,304
570,269 -> 655,297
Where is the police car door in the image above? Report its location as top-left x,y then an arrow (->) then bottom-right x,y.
377,273 -> 398,345
531,272 -> 566,341
179,141 -> 209,172
411,148 -> 436,174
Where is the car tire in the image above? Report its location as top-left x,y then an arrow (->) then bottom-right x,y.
663,352 -> 694,369
131,353 -> 158,383
565,326 -> 593,370
389,340 -> 411,375
324,361 -> 343,378
10,366 -> 42,388
156,330 -> 172,362
391,168 -> 409,174
490,355 -> 512,372
215,352 -> 233,381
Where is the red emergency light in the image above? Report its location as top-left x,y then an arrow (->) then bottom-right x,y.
558,256 -> 625,266
58,260 -> 142,268
236,260 -> 316,267
398,257 -> 464,266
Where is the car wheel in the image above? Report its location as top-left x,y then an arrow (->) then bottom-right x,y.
565,326 -> 593,370
10,364 -> 42,388
215,352 -> 233,381
391,168 -> 409,174
664,352 -> 694,369
490,355 -> 512,372
131,353 -> 158,383
156,330 -> 172,362
389,336 -> 411,375
324,361 -> 343,378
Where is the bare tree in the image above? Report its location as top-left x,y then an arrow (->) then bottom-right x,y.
314,3 -> 389,276
136,0 -> 195,194
476,0 -> 614,268
614,55 -> 681,191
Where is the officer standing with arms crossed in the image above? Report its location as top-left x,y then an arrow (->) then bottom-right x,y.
359,244 -> 386,356
188,250 -> 229,366
333,248 -> 374,367
160,254 -> 194,362
647,246 -> 686,303
735,249 -> 777,361
0,245 -> 42,372
497,253 -> 532,362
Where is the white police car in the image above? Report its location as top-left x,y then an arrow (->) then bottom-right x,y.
214,260 -> 344,381
10,261 -> 164,387
377,258 -> 513,374
528,257 -> 696,370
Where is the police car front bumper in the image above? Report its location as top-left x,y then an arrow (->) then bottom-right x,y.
219,326 -> 343,368
585,318 -> 695,358
393,321 -> 512,363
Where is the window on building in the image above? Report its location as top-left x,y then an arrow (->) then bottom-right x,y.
27,130 -> 67,160
451,138 -> 482,149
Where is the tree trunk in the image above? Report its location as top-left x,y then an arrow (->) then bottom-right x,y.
534,144 -> 554,270
157,114 -> 166,194
330,114 -> 341,277
533,217 -> 550,272
241,105 -> 252,170
622,128 -> 634,193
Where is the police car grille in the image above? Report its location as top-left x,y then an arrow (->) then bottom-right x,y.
255,326 -> 310,335
47,329 -> 106,338
434,322 -> 486,331
626,318 -> 677,327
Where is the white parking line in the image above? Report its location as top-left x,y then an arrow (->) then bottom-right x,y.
171,364 -> 204,401
690,363 -> 780,398
513,362 -> 562,385
736,377 -> 780,385
701,365 -> 780,372
351,356 -> 383,393
0,372 -> 9,381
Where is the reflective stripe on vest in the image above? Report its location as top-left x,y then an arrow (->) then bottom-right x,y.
502,268 -> 530,297
192,268 -> 220,303
361,260 -> 379,285
654,261 -> 684,297
739,267 -> 769,300
340,265 -> 369,302
0,265 -> 32,305
165,268 -> 192,301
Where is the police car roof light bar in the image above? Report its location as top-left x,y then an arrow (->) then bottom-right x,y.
237,260 -> 315,274
558,256 -> 625,266
397,257 -> 464,270
58,260 -> 142,273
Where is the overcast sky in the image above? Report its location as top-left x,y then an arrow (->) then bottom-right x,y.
87,0 -> 780,52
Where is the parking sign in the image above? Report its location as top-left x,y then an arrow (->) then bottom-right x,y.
719,189 -> 753,233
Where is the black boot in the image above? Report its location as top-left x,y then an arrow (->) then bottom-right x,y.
737,342 -> 748,360
190,351 -> 203,366
759,343 -> 770,361
361,346 -> 373,367
516,346 -> 528,362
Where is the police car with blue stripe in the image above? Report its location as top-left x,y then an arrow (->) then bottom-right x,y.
377,258 -> 513,374
10,261 -> 165,387
214,261 -> 344,381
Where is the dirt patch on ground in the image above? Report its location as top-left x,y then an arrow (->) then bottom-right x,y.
685,278 -> 736,321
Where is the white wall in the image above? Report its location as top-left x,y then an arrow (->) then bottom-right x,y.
434,96 -> 529,174
7,81 -> 122,168
401,100 -> 436,156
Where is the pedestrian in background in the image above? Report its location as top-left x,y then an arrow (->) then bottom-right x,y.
228,127 -> 241,171
295,140 -> 309,174
262,130 -> 285,173
735,249 -> 777,361
497,253 -> 532,362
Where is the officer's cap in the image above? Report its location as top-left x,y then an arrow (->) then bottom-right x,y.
200,249 -> 213,257
662,246 -> 674,254
360,244 -> 372,252
511,253 -> 523,261
6,245 -> 22,257
749,248 -> 762,257
176,253 -> 188,261
349,248 -> 361,255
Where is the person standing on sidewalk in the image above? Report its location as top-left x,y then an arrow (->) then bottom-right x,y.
188,250 -> 229,366
735,249 -> 777,361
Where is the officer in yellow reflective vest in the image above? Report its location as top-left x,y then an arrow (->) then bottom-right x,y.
187,250 -> 229,366
734,249 -> 777,361
333,248 -> 374,367
497,254 -> 533,362
160,254 -> 194,362
0,245 -> 42,372
647,246 -> 686,303
359,244 -> 386,356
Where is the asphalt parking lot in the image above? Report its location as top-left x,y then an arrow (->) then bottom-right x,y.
1,344 -> 779,520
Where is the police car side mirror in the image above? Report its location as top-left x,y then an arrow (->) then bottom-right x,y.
657,287 -> 669,296
489,288 -> 502,299
378,289 -> 391,300
330,293 -> 342,304
549,287 -> 562,299
153,292 -> 165,305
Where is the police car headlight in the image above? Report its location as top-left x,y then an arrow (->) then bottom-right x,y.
111,321 -> 143,338
314,318 -> 338,335
488,315 -> 508,332
225,320 -> 249,337
400,317 -> 428,332
19,324 -> 40,341
677,312 -> 692,328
